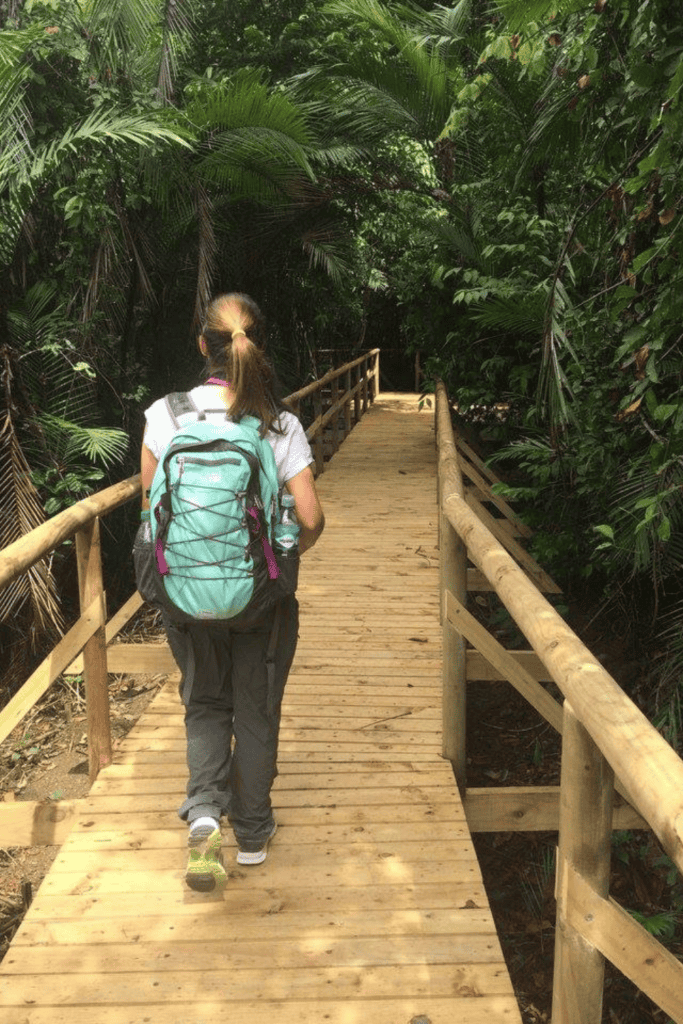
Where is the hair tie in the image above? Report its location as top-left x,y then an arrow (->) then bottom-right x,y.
231,329 -> 247,340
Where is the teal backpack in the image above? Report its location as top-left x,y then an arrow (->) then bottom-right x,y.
149,392 -> 287,624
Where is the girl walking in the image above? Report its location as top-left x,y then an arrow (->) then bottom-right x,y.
137,293 -> 325,891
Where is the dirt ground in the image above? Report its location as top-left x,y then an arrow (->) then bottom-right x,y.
0,671 -> 164,952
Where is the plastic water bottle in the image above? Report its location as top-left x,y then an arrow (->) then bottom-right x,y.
273,493 -> 300,557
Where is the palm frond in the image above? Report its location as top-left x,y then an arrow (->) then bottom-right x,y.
0,108 -> 190,191
472,293 -> 547,335
37,415 -> 128,469
318,0 -> 454,139
187,71 -> 312,144
156,0 -> 198,104
433,214 -> 486,268
83,0 -> 162,79
196,129 -> 314,202
0,386 -> 63,635
432,0 -> 473,38
301,228 -> 354,287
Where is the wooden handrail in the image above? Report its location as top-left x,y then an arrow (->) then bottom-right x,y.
286,349 -> 380,406
435,378 -> 683,1022
0,475 -> 141,591
436,381 -> 683,870
0,349 -> 380,792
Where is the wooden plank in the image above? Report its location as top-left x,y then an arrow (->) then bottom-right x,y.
464,787 -> 649,832
458,457 -> 532,539
0,998 -> 521,1024
39,858 -> 481,895
92,769 -> 450,795
129,715 -> 441,738
0,992 -> 519,1023
466,649 -> 551,681
2,933 -> 507,975
64,590 -> 145,675
561,858 -> 683,1023
62,821 -> 471,852
468,567 -> 495,590
115,745 -> 445,763
48,839 -> 477,874
151,690 -> 442,709
455,435 -> 503,486
69,803 -> 465,831
74,785 -> 458,814
13,906 -> 496,946
113,748 -> 443,767
23,880 -> 489,924
94,644 -> 444,675
0,799 -> 79,848
130,713 -> 443,736
117,737 -> 444,754
446,590 -> 564,733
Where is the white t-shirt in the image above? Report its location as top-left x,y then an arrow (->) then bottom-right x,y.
143,385 -> 314,487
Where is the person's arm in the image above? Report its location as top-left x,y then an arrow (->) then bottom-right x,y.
140,443 -> 158,511
285,465 -> 325,555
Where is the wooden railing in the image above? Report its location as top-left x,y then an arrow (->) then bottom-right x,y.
435,379 -> 683,1023
0,350 -> 380,844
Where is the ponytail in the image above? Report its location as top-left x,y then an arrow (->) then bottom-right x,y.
201,293 -> 286,437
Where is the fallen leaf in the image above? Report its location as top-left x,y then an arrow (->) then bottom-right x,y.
634,343 -> 650,379
616,397 -> 642,421
659,207 -> 676,225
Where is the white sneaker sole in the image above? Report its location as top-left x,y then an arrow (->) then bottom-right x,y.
236,824 -> 277,865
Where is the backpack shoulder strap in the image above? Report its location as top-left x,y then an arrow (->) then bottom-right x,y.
164,392 -> 205,430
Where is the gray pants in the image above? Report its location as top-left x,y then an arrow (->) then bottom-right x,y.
163,596 -> 299,852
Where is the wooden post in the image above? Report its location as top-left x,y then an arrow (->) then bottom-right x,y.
75,518 -> 112,782
362,357 -> 369,414
552,701 -> 614,1024
313,388 -> 325,476
354,364 -> 362,425
373,349 -> 380,399
435,400 -> 441,553
330,373 -> 340,455
344,368 -> 352,439
441,510 -> 468,789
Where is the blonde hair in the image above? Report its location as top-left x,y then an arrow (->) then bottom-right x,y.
201,293 -> 285,436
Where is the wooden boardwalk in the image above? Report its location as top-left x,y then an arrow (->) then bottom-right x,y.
1,393 -> 522,1024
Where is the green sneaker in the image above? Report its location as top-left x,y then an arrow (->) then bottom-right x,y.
185,825 -> 226,892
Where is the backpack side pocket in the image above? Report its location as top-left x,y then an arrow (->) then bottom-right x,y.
132,521 -> 159,603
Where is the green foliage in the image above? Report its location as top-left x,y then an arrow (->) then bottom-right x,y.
2,0 -> 683,733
